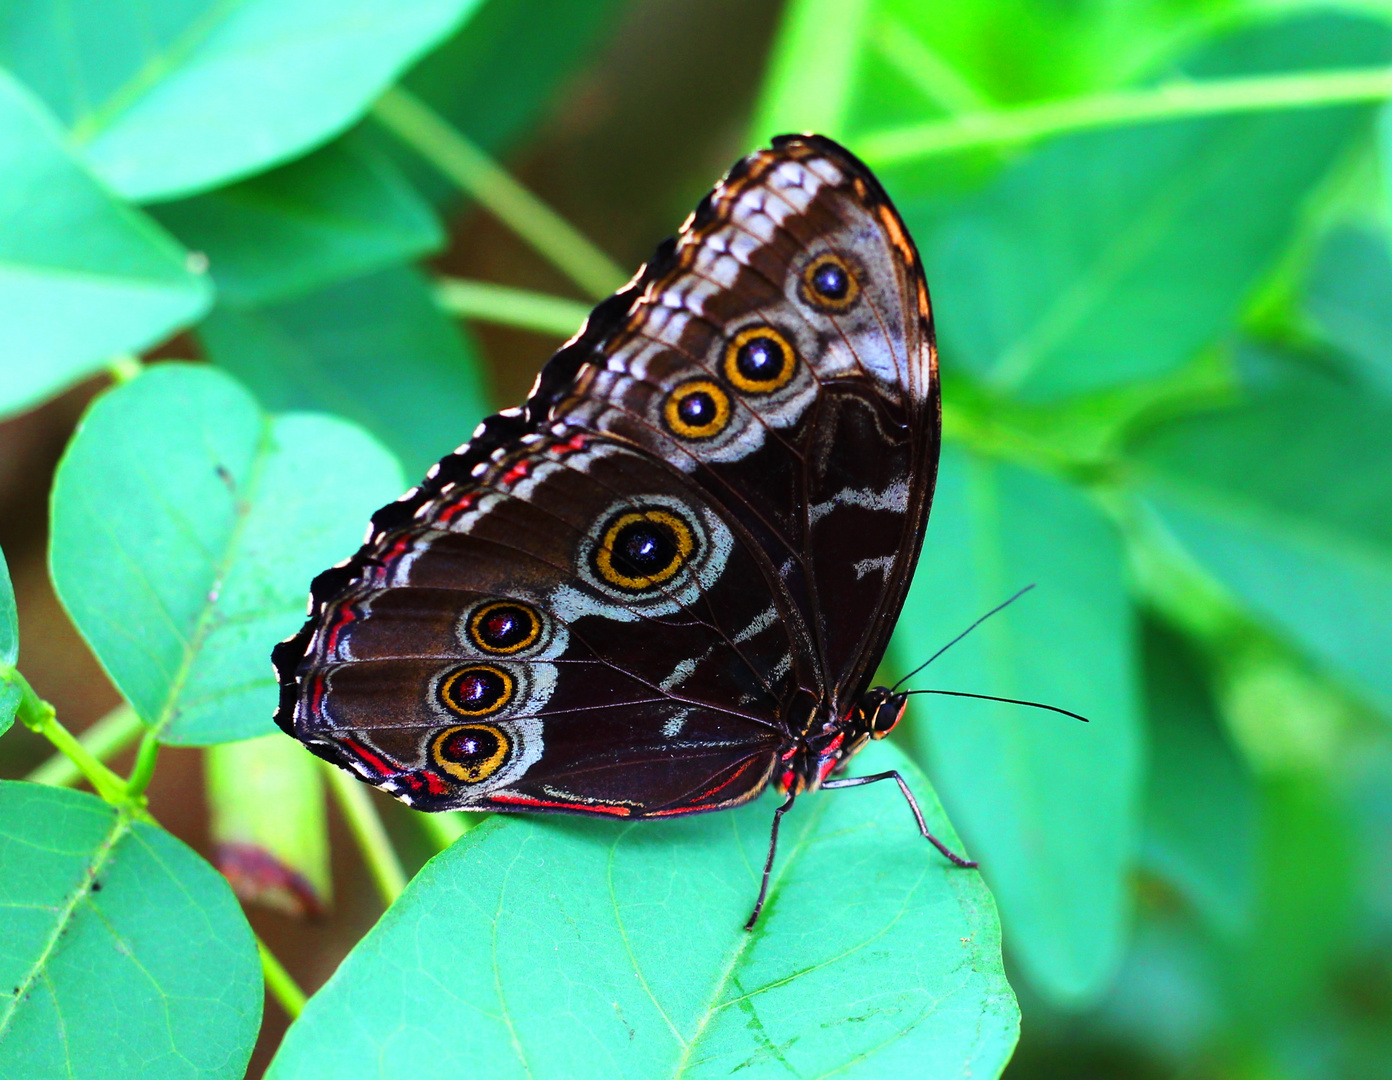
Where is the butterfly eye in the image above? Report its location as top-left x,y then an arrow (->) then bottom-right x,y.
430,724 -> 511,783
724,327 -> 796,393
664,379 -> 731,439
800,253 -> 859,312
593,508 -> 695,591
439,664 -> 514,717
468,601 -> 541,654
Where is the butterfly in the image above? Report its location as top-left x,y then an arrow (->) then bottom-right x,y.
273,133 -> 979,927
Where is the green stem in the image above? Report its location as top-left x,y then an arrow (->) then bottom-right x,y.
868,10 -> 990,115
108,353 -> 143,384
123,727 -> 161,799
433,277 -> 593,337
858,64 -> 1392,165
15,674 -> 129,806
373,87 -> 626,300
24,703 -> 144,787
322,761 -> 408,906
258,937 -> 308,1019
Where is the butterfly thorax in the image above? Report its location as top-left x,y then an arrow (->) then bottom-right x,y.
774,686 -> 908,795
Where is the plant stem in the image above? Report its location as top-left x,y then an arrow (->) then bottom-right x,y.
321,761 -> 408,906
15,674 -> 130,806
24,703 -> 144,787
858,64 -> 1392,165
373,87 -> 626,300
108,354 -> 143,384
258,937 -> 308,1019
123,727 -> 161,798
433,277 -> 593,337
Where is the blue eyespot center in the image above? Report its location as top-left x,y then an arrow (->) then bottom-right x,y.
736,337 -> 785,382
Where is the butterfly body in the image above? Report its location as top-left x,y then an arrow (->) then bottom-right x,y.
273,136 -> 946,851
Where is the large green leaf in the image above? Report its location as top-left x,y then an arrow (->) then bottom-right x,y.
0,548 -> 17,736
1127,361 -> 1392,714
268,740 -> 1018,1079
50,364 -> 403,744
1,0 -> 485,202
1304,222 -> 1392,395
918,13 -> 1390,400
1140,618 -> 1257,937
0,781 -> 261,1078
199,266 -> 492,478
0,69 -> 210,420
893,445 -> 1142,1005
150,133 -> 442,307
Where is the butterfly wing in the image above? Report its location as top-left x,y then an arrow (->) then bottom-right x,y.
273,135 -> 936,815
550,135 -> 938,713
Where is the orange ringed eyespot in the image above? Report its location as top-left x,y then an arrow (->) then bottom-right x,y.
430,724 -> 510,783
439,664 -> 513,717
664,379 -> 731,439
723,327 -> 796,393
592,509 -> 695,591
800,253 -> 859,311
468,601 -> 541,654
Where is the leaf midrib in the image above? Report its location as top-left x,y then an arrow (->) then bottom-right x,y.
665,796 -> 830,1079
151,408 -> 275,736
0,807 -> 130,1043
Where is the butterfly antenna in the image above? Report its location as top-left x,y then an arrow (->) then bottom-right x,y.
903,689 -> 1089,723
889,584 -> 1036,692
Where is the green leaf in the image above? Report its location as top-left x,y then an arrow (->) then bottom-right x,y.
199,266 -> 492,478
0,548 -> 17,736
918,12 -> 1391,400
1304,222 -> 1392,395
0,69 -> 210,420
50,363 -> 404,745
207,734 -> 330,916
2,0 -> 486,202
0,781 -> 261,1078
893,445 -> 1142,1005
1127,362 -> 1392,714
150,133 -> 443,307
268,740 -> 1018,1079
1140,618 -> 1257,937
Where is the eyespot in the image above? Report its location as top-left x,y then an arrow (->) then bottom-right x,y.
724,327 -> 796,394
800,253 -> 859,312
592,508 -> 695,591
468,601 -> 541,655
430,724 -> 511,783
664,379 -> 731,439
439,664 -> 514,717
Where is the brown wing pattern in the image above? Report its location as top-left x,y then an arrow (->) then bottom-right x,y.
272,135 -> 937,816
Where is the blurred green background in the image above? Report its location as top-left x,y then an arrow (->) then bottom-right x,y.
2,0 -> 1391,1076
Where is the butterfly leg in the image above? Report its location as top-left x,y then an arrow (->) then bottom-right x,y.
822,771 -> 979,868
744,792 -> 797,931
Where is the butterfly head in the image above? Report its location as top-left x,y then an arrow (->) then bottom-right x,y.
858,686 -> 909,740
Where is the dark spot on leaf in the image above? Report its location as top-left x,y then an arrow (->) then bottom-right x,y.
215,464 -> 234,491
91,880 -> 101,892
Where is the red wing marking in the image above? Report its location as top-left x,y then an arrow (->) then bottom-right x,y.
339,736 -> 397,779
436,491 -> 478,526
490,793 -> 632,816
322,604 -> 357,656
500,459 -> 530,487
549,432 -> 590,456
646,756 -> 767,816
